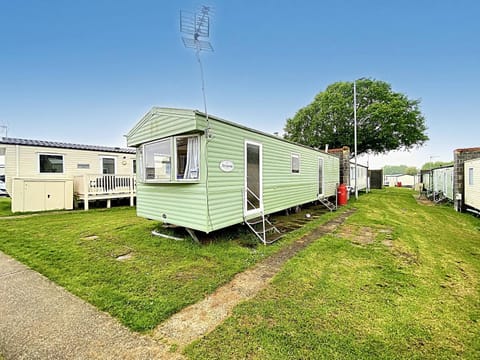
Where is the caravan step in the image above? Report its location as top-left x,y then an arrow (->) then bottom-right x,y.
265,232 -> 285,244
246,217 -> 264,226
264,226 -> 279,233
244,213 -> 281,245
318,197 -> 337,211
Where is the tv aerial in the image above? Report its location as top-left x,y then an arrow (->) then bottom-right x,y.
180,5 -> 214,133
0,124 -> 7,138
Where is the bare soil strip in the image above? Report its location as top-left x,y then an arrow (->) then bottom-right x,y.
153,208 -> 356,348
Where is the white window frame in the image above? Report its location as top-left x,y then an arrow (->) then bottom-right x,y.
137,147 -> 143,181
38,153 -> 64,174
291,153 -> 300,174
141,135 -> 201,183
142,138 -> 172,183
174,135 -> 201,182
469,167 -> 474,186
100,156 -> 117,175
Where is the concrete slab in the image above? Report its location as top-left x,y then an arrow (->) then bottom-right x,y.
0,252 -> 180,360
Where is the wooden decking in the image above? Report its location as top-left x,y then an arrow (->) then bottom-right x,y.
74,174 -> 136,210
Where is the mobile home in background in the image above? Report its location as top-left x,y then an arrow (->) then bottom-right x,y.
350,161 -> 369,193
454,147 -> 480,212
432,165 -> 454,201
463,158 -> 480,215
0,138 -> 136,212
384,174 -> 418,188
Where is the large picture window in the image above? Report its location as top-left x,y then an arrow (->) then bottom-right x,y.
142,136 -> 200,182
39,154 -> 64,173
143,139 -> 172,181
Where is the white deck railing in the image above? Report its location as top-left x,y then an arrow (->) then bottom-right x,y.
73,174 -> 136,210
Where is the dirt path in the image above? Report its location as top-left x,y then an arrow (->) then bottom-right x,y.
153,208 -> 356,349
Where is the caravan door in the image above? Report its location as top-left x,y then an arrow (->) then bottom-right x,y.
244,141 -> 263,217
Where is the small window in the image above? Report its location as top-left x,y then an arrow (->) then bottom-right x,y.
77,163 -> 90,169
176,136 -> 200,180
102,157 -> 115,174
469,167 -> 474,186
291,154 -> 300,174
143,138 -> 172,181
318,158 -> 324,195
133,159 -> 137,174
39,154 -> 63,173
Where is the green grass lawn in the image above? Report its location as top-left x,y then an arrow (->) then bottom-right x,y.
0,197 -> 12,216
0,205 -> 339,332
185,188 -> 480,359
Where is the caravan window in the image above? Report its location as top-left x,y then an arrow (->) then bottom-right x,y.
142,135 -> 200,182
143,139 -> 172,181
101,157 -> 116,174
469,168 -> 474,185
291,154 -> 300,174
176,136 -> 200,180
39,154 -> 64,173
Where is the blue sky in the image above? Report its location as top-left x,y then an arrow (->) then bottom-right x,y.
0,0 -> 478,168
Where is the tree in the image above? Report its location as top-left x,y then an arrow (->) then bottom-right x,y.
405,166 -> 419,175
383,165 -> 418,175
421,161 -> 453,170
284,78 -> 429,156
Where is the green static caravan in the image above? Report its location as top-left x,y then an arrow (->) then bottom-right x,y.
126,107 -> 340,243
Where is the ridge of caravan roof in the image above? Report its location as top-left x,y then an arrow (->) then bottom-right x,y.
0,137 -> 135,154
127,107 -> 332,154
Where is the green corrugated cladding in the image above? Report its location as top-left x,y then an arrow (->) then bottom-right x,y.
126,108 -> 340,233
126,107 -> 207,147
127,108 -> 208,230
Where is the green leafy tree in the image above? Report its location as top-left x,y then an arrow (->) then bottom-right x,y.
383,165 -> 408,175
421,161 -> 453,170
383,165 -> 418,175
284,78 -> 429,156
405,166 -> 419,175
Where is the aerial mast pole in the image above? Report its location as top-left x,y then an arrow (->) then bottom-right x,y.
180,5 -> 214,137
354,80 -> 358,200
0,125 -> 7,138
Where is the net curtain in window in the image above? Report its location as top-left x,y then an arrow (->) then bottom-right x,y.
183,137 -> 200,179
